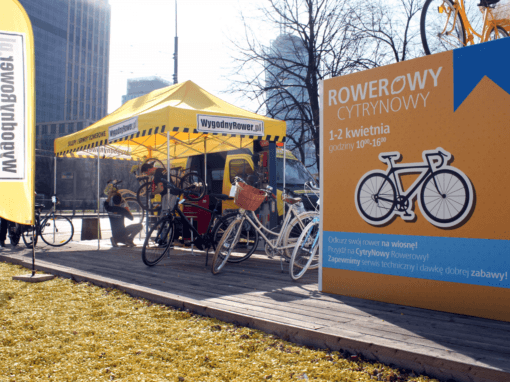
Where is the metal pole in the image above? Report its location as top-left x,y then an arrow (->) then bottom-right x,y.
31,228 -> 35,276
173,0 -> 178,84
204,138 -> 207,190
283,141 -> 286,221
53,156 -> 57,210
165,132 -> 171,256
167,131 -> 170,183
268,141 -> 277,229
190,217 -> 194,255
97,147 -> 100,250
52,156 -> 57,245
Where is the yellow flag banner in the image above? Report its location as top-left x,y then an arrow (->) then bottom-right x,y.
0,0 -> 35,224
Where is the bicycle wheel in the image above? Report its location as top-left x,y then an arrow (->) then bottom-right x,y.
289,221 -> 320,281
40,215 -> 74,247
142,217 -> 175,266
22,225 -> 38,248
282,211 -> 318,259
421,0 -> 466,55
488,25 -> 509,40
211,212 -> 259,263
136,181 -> 160,213
356,173 -> 396,223
419,169 -> 471,226
125,197 -> 145,224
180,172 -> 206,201
211,218 -> 243,274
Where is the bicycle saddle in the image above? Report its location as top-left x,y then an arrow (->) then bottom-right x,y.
478,0 -> 499,6
209,194 -> 229,201
380,154 -> 399,160
282,195 -> 302,205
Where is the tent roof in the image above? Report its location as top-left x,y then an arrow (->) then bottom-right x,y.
54,81 -> 286,160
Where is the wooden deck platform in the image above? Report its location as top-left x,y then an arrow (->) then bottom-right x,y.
1,239 -> 509,382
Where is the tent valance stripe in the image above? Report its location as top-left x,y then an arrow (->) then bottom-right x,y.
55,128 -> 284,156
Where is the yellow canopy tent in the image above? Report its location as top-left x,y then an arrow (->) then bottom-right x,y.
53,81 -> 287,249
54,80 -> 286,160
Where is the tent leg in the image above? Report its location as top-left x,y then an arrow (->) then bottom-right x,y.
204,139 -> 207,191
97,149 -> 100,250
53,156 -> 57,211
283,141 -> 286,222
269,141 -> 277,229
167,131 -> 170,183
31,229 -> 36,276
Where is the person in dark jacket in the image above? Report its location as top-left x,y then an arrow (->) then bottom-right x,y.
0,217 -> 10,247
104,190 -> 143,247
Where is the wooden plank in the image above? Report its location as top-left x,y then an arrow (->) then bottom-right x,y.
28,248 -> 510,355
9,246 -> 510,342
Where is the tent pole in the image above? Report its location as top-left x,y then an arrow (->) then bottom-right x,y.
97,148 -> 100,250
269,141 -> 277,229
167,131 -> 170,183
283,141 -> 286,222
53,156 -> 57,211
204,138 -> 207,191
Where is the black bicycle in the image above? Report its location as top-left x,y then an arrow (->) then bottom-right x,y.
22,199 -> 74,248
141,181 -> 258,266
136,169 -> 206,212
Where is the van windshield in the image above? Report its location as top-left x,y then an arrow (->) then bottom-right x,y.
276,158 -> 315,186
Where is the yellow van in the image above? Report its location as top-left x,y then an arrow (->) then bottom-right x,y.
169,144 -> 318,222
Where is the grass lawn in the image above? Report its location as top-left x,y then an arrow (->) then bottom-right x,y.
0,261 -> 439,381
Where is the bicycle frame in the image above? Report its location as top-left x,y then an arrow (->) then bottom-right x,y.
34,209 -> 57,240
443,0 -> 505,46
235,202 -> 311,253
379,152 -> 446,212
299,216 -> 320,251
164,197 -> 223,247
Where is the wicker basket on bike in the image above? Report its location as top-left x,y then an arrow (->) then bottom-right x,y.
234,182 -> 267,211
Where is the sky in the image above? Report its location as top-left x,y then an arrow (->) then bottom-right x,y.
108,0 -> 274,114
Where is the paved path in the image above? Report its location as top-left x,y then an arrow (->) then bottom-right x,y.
1,239 -> 509,382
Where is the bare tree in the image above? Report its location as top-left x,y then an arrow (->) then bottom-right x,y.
227,0 -> 376,173
349,0 -> 424,65
227,0 -> 423,172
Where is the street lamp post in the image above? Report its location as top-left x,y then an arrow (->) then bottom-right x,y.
173,0 -> 178,84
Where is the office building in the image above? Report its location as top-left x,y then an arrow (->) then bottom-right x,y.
265,34 -> 317,172
19,0 -> 111,150
121,76 -> 172,104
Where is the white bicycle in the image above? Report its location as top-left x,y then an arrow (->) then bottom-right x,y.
289,216 -> 320,280
211,177 -> 318,275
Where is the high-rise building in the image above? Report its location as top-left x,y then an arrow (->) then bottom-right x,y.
121,76 -> 172,104
19,0 -> 111,150
265,34 -> 317,172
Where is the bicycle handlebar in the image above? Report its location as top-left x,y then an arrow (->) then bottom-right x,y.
305,181 -> 319,190
161,179 -> 196,198
425,150 -> 447,168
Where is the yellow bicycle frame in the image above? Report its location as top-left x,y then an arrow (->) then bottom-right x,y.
440,0 -> 508,47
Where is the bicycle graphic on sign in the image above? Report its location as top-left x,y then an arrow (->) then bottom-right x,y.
355,148 -> 474,228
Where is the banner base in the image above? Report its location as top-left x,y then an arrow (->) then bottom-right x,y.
12,274 -> 55,283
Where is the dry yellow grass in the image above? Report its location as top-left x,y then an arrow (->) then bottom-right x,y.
0,261 -> 439,382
